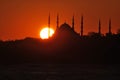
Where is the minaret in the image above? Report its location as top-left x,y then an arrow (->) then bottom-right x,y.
98,19 -> 101,35
56,14 -> 59,30
108,18 -> 112,34
81,15 -> 83,36
48,13 -> 50,37
72,15 -> 74,31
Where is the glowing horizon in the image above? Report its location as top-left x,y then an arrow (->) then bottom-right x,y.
0,0 -> 120,40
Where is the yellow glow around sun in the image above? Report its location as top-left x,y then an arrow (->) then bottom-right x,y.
40,27 -> 54,39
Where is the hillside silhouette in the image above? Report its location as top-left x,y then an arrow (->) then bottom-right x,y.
0,23 -> 120,65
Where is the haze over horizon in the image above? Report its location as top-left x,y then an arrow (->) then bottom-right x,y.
0,0 -> 120,40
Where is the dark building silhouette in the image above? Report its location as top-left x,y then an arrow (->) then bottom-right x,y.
0,15 -> 120,65
80,15 -> 84,36
55,22 -> 80,40
51,14 -> 115,37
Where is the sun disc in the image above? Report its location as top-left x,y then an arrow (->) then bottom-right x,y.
40,27 -> 54,39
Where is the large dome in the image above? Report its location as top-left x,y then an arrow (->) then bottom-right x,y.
59,23 -> 72,31
54,22 -> 80,40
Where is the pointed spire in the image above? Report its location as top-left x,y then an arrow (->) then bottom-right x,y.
48,13 -> 50,28
81,15 -> 83,36
108,18 -> 112,34
48,13 -> 50,37
57,13 -> 59,29
98,19 -> 101,34
72,15 -> 74,31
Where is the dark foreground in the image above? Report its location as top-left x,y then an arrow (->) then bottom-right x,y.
0,64 -> 120,80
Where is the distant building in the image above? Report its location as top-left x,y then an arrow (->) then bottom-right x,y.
55,22 -> 80,39
49,14 -> 114,37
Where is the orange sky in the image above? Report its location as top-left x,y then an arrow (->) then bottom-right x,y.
0,0 -> 120,40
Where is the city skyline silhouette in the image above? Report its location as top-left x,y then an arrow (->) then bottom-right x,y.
0,20 -> 120,65
0,1 -> 120,79
0,16 -> 120,80
0,14 -> 119,41
0,0 -> 120,40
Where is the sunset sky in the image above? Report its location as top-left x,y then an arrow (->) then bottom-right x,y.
0,0 -> 120,40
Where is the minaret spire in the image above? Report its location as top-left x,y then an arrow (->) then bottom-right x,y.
98,19 -> 101,35
48,13 -> 50,38
72,15 -> 74,31
81,15 -> 83,36
56,13 -> 59,30
109,18 -> 112,34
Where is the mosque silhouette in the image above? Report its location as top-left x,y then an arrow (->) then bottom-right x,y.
0,15 -> 120,65
48,14 -> 113,39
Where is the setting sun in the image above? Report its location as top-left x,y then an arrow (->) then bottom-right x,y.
40,27 -> 54,39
